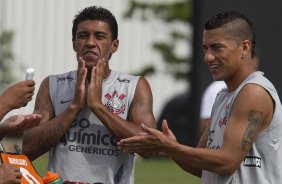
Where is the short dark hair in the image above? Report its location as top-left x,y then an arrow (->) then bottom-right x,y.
72,6 -> 118,41
205,11 -> 256,54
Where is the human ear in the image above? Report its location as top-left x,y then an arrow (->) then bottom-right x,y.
111,39 -> 119,54
72,38 -> 77,52
241,40 -> 251,58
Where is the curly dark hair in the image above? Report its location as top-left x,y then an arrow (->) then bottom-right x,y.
72,6 -> 118,41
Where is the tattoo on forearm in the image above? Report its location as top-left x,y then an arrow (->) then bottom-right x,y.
39,122 -> 64,149
241,110 -> 263,151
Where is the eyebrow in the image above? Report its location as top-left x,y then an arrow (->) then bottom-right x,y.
76,30 -> 108,36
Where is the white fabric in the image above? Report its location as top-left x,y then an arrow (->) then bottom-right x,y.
200,81 -> 226,119
48,70 -> 139,184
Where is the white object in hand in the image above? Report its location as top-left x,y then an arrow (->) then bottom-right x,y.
25,68 -> 35,80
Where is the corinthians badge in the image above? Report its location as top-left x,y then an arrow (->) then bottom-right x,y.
105,90 -> 126,114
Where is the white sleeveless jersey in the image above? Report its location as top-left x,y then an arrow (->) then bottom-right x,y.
202,71 -> 282,184
48,70 -> 139,184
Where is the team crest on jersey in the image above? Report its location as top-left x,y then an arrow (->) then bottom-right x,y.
105,90 -> 126,114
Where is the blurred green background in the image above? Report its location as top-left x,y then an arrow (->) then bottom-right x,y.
33,154 -> 200,184
1,137 -> 198,184
2,137 -> 200,183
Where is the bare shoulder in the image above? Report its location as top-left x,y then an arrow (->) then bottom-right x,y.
136,76 -> 152,90
133,76 -> 153,101
34,77 -> 54,122
235,83 -> 273,110
36,77 -> 50,102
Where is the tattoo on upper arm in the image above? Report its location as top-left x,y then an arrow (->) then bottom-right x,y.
241,110 -> 263,151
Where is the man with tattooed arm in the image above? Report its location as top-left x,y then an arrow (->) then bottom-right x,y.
118,11 -> 282,183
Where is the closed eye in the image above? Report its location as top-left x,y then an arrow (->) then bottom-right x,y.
77,32 -> 88,39
211,43 -> 224,50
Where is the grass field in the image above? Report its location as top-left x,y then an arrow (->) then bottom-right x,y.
32,154 -> 200,184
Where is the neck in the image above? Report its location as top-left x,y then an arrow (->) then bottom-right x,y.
225,62 -> 255,92
86,67 -> 111,82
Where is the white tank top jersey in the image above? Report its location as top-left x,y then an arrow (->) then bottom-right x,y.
202,71 -> 282,184
48,70 -> 139,184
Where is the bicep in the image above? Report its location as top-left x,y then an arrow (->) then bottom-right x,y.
128,77 -> 156,128
221,84 -> 273,163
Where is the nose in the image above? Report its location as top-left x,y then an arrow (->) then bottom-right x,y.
86,35 -> 97,47
204,50 -> 215,64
